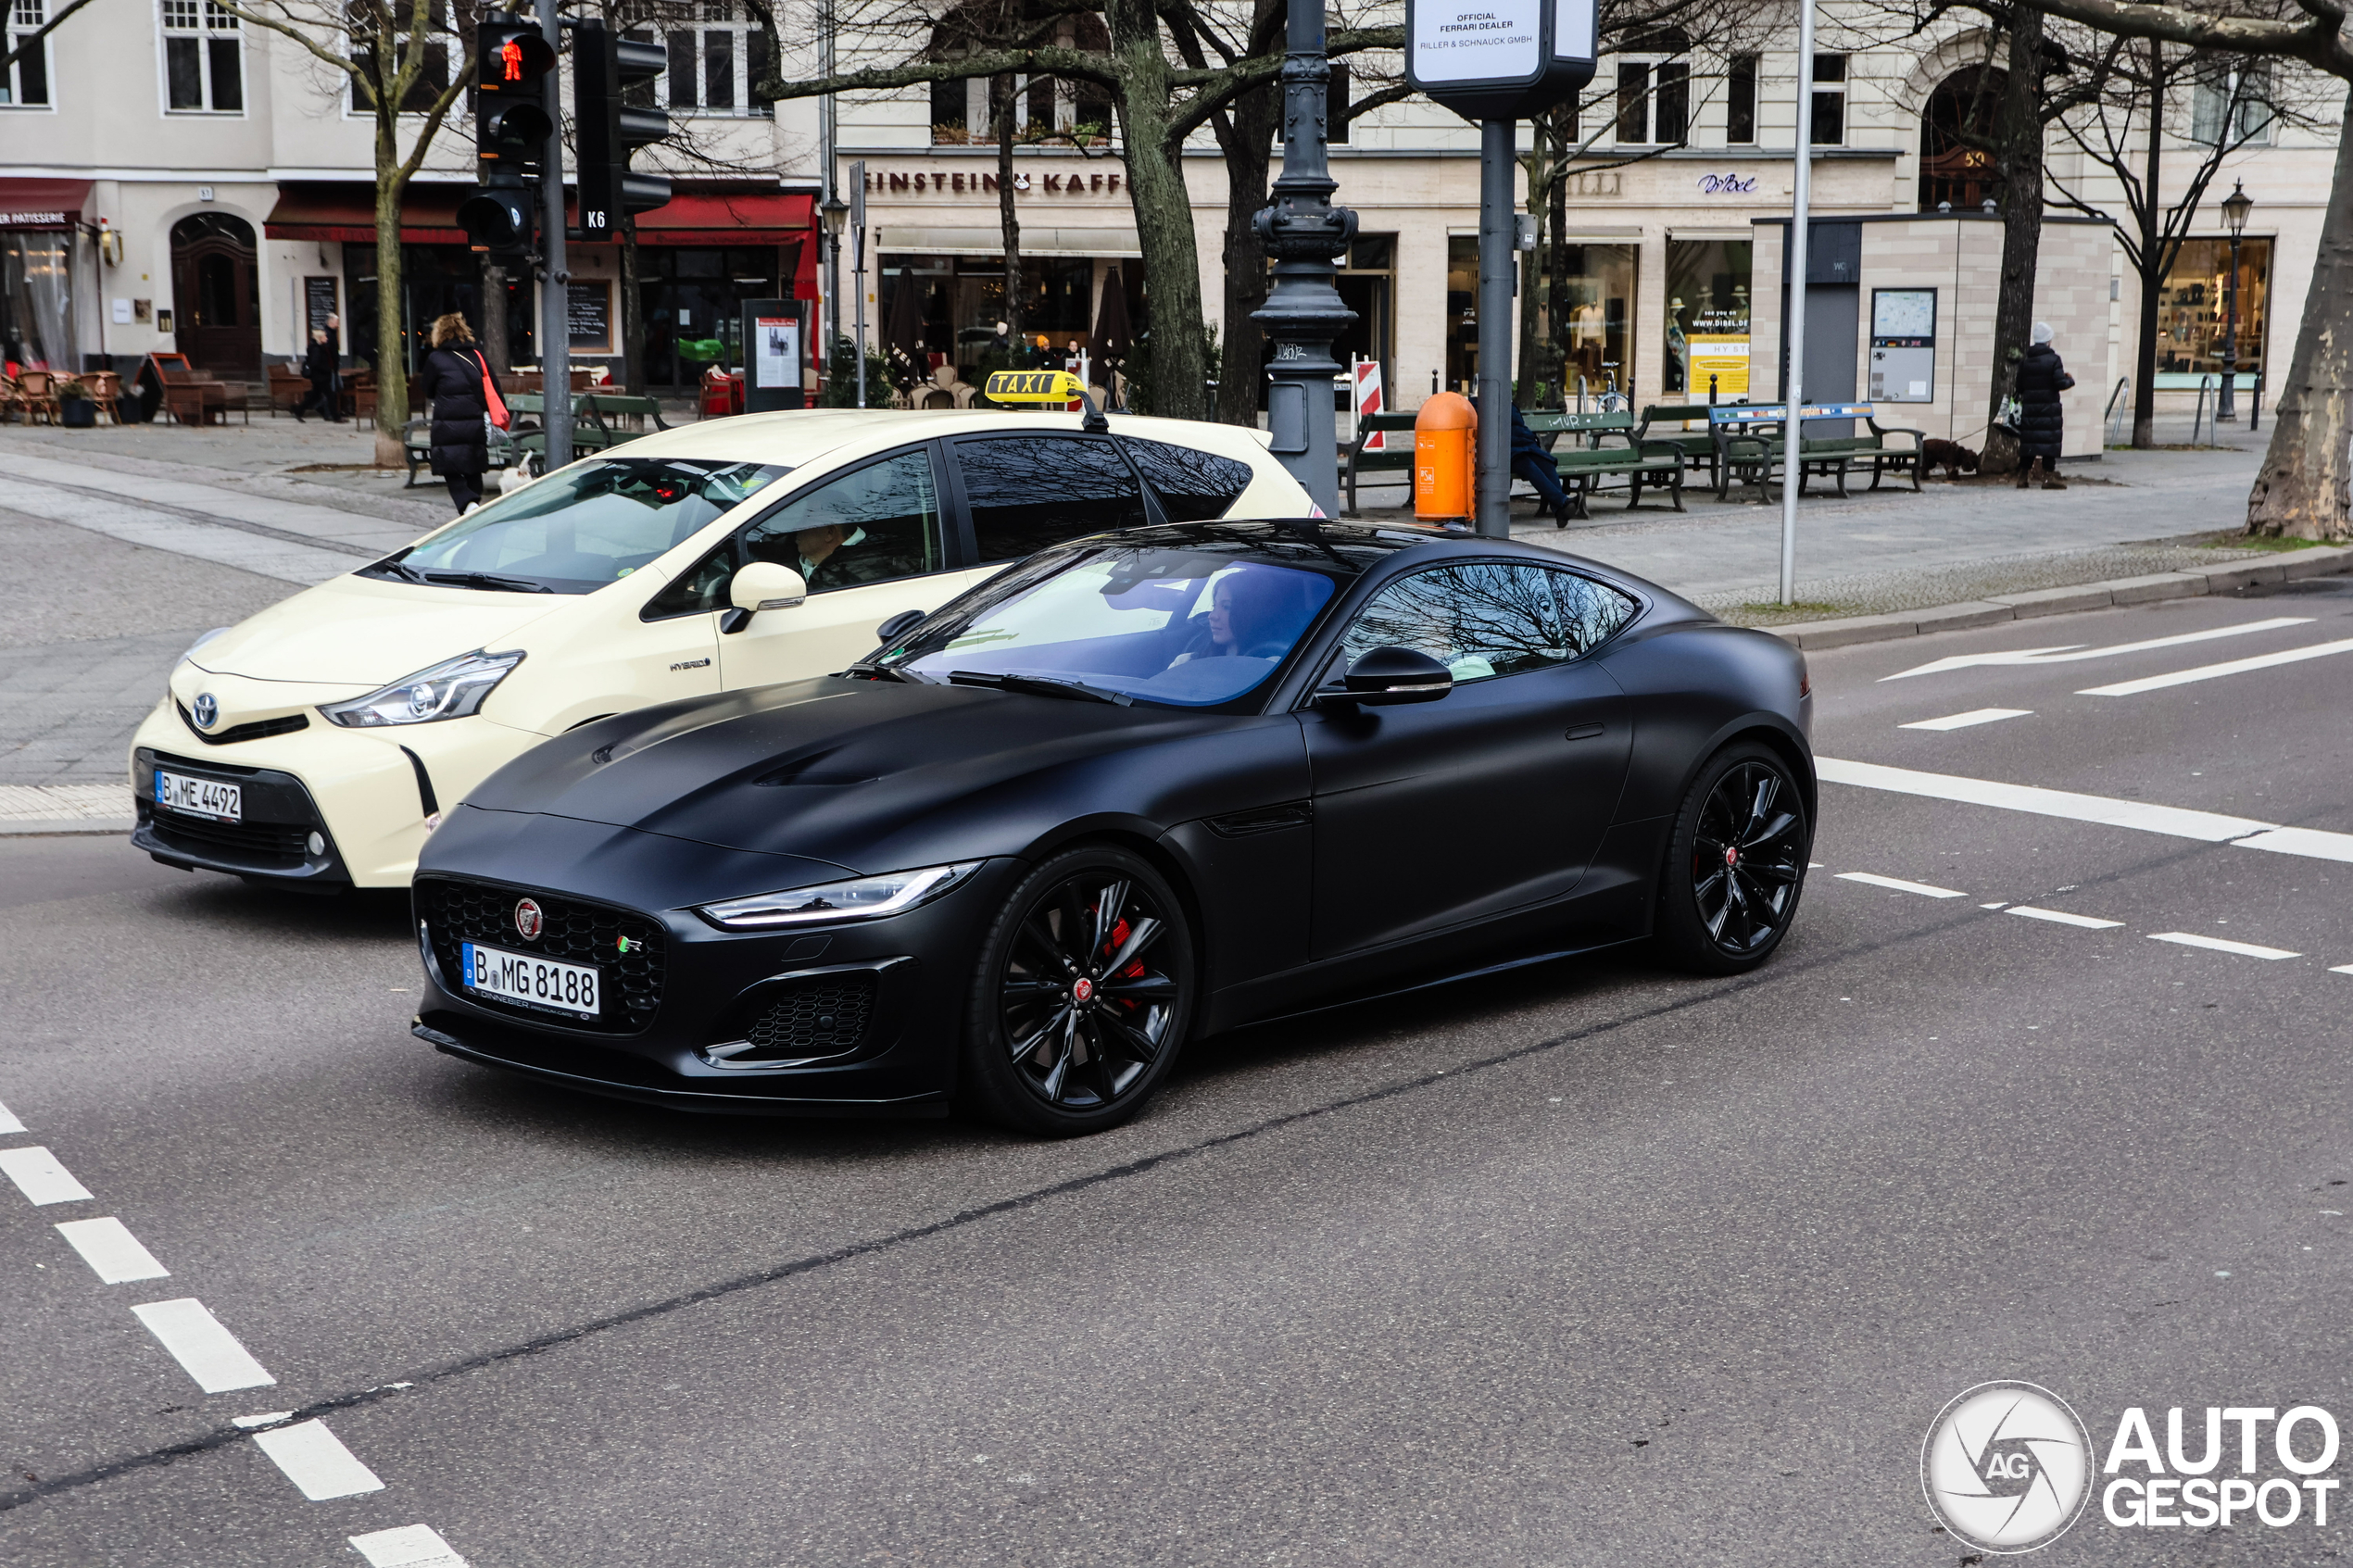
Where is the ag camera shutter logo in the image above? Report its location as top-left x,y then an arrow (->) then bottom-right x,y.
1921,1382 -> 2094,1552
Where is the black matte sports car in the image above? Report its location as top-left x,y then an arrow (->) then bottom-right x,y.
410,521 -> 1815,1135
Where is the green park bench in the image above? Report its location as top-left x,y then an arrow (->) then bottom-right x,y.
1341,411 -> 1420,515
505,391 -> 673,469
1706,403 -> 1928,499
1536,409 -> 1686,520
1636,403 -> 1731,489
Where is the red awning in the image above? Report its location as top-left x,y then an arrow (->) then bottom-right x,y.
630,190 -> 813,246
265,182 -> 471,245
266,183 -> 812,248
0,178 -> 91,230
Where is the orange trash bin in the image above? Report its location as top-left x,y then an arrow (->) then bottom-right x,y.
1414,392 -> 1476,521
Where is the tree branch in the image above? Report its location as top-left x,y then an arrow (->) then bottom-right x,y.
0,0 -> 96,79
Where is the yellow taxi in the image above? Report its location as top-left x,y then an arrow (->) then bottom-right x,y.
131,389 -> 1312,890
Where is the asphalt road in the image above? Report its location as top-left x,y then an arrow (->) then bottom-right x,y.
6,577 -> 2353,1566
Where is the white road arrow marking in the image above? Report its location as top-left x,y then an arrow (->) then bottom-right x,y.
2077,636 -> 2353,696
1880,617 -> 2312,680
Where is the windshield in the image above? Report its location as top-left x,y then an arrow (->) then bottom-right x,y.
363,458 -> 789,594
883,545 -> 1340,708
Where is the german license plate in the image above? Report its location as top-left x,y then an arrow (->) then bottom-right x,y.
459,940 -> 600,1021
155,769 -> 242,823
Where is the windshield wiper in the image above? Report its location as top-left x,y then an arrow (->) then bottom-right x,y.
420,570 -> 555,594
845,662 -> 932,684
947,670 -> 1129,706
361,555 -> 426,583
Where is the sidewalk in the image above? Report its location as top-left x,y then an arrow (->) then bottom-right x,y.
1350,436 -> 2285,624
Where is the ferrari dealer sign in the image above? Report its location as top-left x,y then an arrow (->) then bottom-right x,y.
1410,0 -> 1541,84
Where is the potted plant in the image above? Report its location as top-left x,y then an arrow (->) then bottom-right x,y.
55,376 -> 96,428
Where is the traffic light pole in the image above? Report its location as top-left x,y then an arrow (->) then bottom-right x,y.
537,0 -> 571,471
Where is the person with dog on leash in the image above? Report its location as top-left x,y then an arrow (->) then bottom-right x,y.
2014,321 -> 2074,490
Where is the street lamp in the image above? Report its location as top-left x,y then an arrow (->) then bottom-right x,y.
2218,180 -> 2252,423
821,193 -> 850,380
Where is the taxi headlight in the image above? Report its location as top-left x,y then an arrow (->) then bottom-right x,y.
696,861 -> 983,931
320,649 -> 525,728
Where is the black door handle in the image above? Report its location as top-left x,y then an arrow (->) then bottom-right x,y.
1565,722 -> 1605,741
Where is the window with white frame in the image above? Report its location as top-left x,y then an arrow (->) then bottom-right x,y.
4,0 -> 51,107
1810,53 -> 1846,145
163,0 -> 243,113
660,0 -> 772,116
347,0 -> 453,115
1612,31 -> 1689,145
2192,61 -> 2273,146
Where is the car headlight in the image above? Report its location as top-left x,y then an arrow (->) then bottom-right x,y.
319,649 -> 525,728
696,861 -> 983,931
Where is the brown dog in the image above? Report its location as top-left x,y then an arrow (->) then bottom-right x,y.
1921,438 -> 1981,480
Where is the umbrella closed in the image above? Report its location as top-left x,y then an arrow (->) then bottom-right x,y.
884,273 -> 930,387
1089,269 -> 1132,391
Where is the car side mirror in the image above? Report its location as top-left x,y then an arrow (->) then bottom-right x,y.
729,560 -> 807,614
875,608 -> 925,645
1315,646 -> 1453,708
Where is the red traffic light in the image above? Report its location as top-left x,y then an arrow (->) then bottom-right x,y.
478,20 -> 555,93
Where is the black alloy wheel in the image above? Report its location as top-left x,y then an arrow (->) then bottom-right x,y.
962,846 -> 1196,1135
1656,741 -> 1810,974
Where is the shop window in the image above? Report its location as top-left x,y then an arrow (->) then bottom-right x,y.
1544,244 -> 1635,399
4,0 -> 50,106
1810,54 -> 1846,145
2157,236 -> 2271,379
1726,54 -> 1756,144
1664,239 -> 1752,399
162,0 -> 242,113
1,233 -> 71,368
2192,62 -> 2272,146
661,0 -> 770,116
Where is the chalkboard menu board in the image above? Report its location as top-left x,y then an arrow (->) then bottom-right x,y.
567,281 -> 612,353
304,276 -> 339,348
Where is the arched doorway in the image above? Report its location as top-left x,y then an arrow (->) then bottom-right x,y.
1919,68 -> 2005,212
170,212 -> 261,378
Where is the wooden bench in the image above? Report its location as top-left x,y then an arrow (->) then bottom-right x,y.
1535,409 -> 1686,520
1341,411 -> 1420,515
1707,403 -> 1927,498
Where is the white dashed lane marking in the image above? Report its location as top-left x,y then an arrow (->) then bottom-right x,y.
2148,932 -> 2303,961
252,1420 -> 385,1500
130,1298 -> 276,1393
0,1096 -> 23,1135
1835,872 -> 1967,898
1881,618 -> 2315,680
0,1146 -> 94,1205
2334,965 -> 2353,977
1901,708 -> 2032,732
351,1524 -> 472,1567
54,1217 -> 170,1283
2007,907 -> 2125,930
2078,637 -> 2353,697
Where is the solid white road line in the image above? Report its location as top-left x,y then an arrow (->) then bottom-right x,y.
252,1420 -> 384,1500
54,1217 -> 170,1283
2007,906 -> 2125,930
350,1524 -> 471,1567
131,1298 -> 276,1392
1817,759 -> 2272,841
2234,826 -> 2353,864
0,1146 -> 93,1205
1901,708 -> 2033,731
233,1411 -> 296,1428
2333,964 -> 2353,977
1836,872 -> 1967,898
2078,637 -> 2353,696
0,1096 -> 22,1135
1882,618 -> 2315,680
2149,932 -> 2302,960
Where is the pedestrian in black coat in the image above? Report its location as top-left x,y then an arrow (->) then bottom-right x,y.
420,313 -> 492,514
2013,321 -> 2074,490
295,328 -> 342,422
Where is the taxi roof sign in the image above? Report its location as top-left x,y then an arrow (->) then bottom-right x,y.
984,370 -> 1088,404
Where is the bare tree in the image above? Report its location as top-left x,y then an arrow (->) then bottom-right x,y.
219,0 -> 473,459
2045,44 -> 2322,446
0,0 -> 97,79
2014,0 -> 2349,538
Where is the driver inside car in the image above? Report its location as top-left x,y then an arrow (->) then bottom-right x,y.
1170,569 -> 1316,667
790,521 -> 871,590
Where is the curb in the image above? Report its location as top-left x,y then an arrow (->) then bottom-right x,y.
1766,545 -> 2353,650
0,819 -> 134,839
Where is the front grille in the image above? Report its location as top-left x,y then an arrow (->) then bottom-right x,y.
727,974 -> 877,1063
418,876 -> 666,1033
148,812 -> 311,867
178,702 -> 309,746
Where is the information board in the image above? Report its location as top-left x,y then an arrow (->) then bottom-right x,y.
567,281 -> 613,354
1405,0 -> 1593,119
303,276 -> 339,346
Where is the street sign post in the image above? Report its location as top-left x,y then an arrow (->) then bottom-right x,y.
1407,0 -> 1595,535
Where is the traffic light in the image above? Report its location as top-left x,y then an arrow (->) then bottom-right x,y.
574,18 -> 673,238
459,10 -> 556,258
